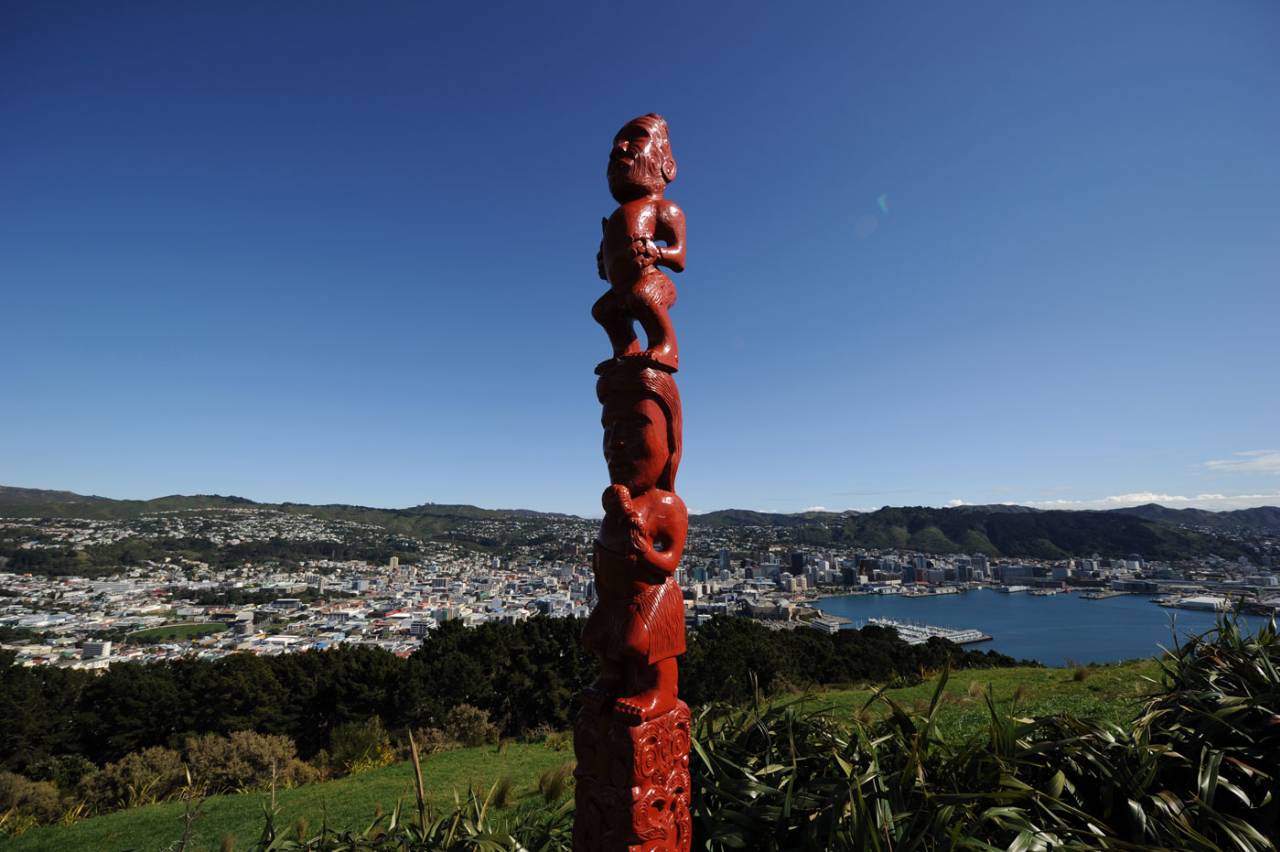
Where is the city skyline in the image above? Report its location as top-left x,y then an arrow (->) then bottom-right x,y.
4,3 -> 1278,516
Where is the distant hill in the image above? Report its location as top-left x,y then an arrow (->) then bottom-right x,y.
0,486 -> 115,506
1112,503 -> 1280,535
0,486 -> 568,521
691,508 -> 854,528
950,504 -> 1041,515
701,504 -> 1254,562
0,486 -> 257,519
0,485 -> 1271,561
0,486 -> 577,547
695,503 -> 1275,562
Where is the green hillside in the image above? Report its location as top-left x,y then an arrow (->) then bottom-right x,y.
4,661 -> 1154,852
5,743 -> 571,852
790,505 -> 1252,560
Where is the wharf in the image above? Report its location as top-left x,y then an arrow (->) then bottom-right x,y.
864,617 -> 992,646
1080,590 -> 1131,600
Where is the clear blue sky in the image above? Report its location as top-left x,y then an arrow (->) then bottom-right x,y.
3,2 -> 1277,516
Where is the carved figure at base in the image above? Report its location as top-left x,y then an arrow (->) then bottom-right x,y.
583,363 -> 687,723
593,114 -> 686,374
574,698 -> 692,850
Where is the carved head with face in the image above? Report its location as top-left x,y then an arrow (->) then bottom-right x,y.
607,113 -> 677,204
597,365 -> 682,494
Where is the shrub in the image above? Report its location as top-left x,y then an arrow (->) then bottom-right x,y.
444,704 -> 500,747
78,746 -> 185,813
0,771 -> 64,825
26,755 -> 97,794
520,723 -> 554,743
328,717 -> 394,775
543,730 -> 572,752
406,727 -> 457,757
0,809 -> 40,838
185,730 -> 315,794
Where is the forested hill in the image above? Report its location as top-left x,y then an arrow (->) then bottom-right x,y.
692,505 -> 1264,561
1113,503 -> 1280,534
0,485 -> 1271,561
0,485 -> 571,531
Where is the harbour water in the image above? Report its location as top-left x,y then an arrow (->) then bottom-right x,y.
814,588 -> 1270,667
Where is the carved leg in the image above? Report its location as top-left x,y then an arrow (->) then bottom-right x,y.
592,290 -> 642,360
628,295 -> 678,372
614,657 -> 679,723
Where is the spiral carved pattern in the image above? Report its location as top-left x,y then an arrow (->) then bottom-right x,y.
574,700 -> 692,851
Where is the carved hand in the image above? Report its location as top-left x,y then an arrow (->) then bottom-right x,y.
603,483 -> 634,516
623,494 -> 648,552
629,237 -> 662,268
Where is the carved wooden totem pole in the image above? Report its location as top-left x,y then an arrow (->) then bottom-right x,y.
574,114 -> 692,852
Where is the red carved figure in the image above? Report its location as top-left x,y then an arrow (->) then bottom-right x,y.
576,114 -> 692,852
593,114 -> 686,374
585,365 -> 687,722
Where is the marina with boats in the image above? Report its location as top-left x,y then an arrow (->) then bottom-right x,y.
861,617 -> 993,646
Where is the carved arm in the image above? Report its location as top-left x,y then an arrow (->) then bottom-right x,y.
654,201 -> 686,273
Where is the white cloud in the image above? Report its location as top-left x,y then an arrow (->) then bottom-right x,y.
946,499 -> 969,507
1024,491 -> 1280,511
1205,449 -> 1280,475
803,505 -> 828,512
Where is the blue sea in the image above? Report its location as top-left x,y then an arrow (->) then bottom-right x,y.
813,588 -> 1269,667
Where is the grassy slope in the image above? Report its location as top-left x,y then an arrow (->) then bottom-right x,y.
809,659 -> 1159,741
6,743 -> 573,852
5,661 -> 1157,851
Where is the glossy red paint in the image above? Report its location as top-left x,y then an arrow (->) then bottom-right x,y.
576,114 -> 692,852
592,113 -> 686,375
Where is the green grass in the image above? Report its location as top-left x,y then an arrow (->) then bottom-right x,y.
126,623 -> 227,643
6,743 -> 572,852
805,659 -> 1159,741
